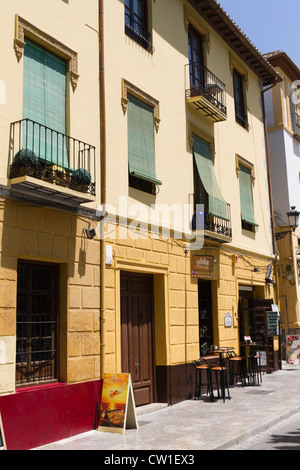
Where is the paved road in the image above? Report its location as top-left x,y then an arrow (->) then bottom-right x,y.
228,411 -> 300,450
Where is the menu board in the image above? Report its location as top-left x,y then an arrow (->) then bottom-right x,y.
0,413 -> 6,450
286,335 -> 300,365
267,311 -> 279,336
98,373 -> 138,434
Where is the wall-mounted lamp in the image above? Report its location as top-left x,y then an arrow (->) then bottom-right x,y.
265,263 -> 273,285
84,228 -> 96,239
275,206 -> 300,240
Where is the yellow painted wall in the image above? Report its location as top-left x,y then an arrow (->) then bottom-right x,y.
0,196 -> 101,395
104,0 -> 273,259
103,220 -> 275,371
0,0 -> 100,208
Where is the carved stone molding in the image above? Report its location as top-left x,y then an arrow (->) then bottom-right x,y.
14,14 -> 79,91
236,154 -> 256,186
183,4 -> 211,55
121,78 -> 160,132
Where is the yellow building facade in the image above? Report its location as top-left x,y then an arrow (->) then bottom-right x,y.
100,0 -> 281,406
0,0 -> 102,449
0,0 -> 283,449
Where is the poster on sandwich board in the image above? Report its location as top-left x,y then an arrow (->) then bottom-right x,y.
98,373 -> 138,434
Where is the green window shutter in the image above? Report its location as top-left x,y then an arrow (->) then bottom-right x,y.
193,134 -> 228,220
127,94 -> 161,185
23,40 -> 67,167
239,164 -> 258,226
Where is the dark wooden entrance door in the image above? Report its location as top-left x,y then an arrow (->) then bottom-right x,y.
120,272 -> 154,406
238,294 -> 281,373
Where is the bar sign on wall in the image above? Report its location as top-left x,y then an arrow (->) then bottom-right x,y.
191,255 -> 215,279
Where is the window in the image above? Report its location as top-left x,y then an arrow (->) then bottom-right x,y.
125,0 -> 151,51
23,39 -> 67,166
188,25 -> 204,94
238,163 -> 258,232
127,93 -> 161,194
233,69 -> 248,129
16,262 -> 59,386
193,134 -> 228,221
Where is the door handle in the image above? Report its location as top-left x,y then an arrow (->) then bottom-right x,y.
135,362 -> 140,368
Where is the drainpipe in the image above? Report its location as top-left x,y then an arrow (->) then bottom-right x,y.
99,0 -> 106,380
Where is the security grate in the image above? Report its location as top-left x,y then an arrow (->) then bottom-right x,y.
16,262 -> 59,386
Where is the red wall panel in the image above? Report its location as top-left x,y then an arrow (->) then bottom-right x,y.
0,380 -> 102,450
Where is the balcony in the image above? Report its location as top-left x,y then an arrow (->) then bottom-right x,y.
185,62 -> 227,122
191,194 -> 232,243
9,119 -> 96,206
292,113 -> 300,142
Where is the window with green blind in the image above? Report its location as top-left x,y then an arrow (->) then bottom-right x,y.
193,134 -> 228,220
239,164 -> 258,229
127,94 -> 161,187
23,39 -> 67,167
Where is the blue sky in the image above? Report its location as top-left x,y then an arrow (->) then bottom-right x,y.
218,0 -> 300,67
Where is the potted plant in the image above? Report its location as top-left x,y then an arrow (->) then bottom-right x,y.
11,149 -> 38,178
200,342 -> 208,356
70,168 -> 91,193
199,325 -> 208,337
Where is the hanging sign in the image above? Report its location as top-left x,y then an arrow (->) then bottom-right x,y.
191,255 -> 215,279
98,373 -> 138,434
0,413 -> 6,450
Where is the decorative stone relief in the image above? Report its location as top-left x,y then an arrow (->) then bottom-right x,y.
121,78 -> 161,132
14,14 -> 79,91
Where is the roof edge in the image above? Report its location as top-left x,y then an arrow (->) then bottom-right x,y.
188,0 -> 282,86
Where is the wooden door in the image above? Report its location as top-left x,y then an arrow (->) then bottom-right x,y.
251,299 -> 281,373
121,272 -> 154,406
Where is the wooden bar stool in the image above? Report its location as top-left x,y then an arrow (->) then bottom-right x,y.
248,353 -> 262,385
227,352 -> 247,387
192,359 -> 212,400
210,363 -> 231,402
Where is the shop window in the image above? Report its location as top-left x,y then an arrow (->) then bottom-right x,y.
198,280 -> 213,355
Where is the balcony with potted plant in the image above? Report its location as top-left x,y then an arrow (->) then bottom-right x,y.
8,119 -> 96,206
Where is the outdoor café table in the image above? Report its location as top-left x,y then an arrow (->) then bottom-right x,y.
211,347 -> 235,366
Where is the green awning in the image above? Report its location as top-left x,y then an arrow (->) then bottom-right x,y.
239,164 -> 258,226
193,135 -> 228,220
127,95 -> 162,186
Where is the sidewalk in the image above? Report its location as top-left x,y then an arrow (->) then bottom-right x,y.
34,365 -> 300,451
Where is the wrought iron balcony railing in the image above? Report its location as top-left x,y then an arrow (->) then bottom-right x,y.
9,119 -> 96,197
185,62 -> 227,118
192,194 -> 232,241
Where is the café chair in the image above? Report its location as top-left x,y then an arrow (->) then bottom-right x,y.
192,358 -> 212,400
210,362 -> 231,403
227,351 -> 247,387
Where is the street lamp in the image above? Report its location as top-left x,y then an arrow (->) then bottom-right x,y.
275,206 -> 300,240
